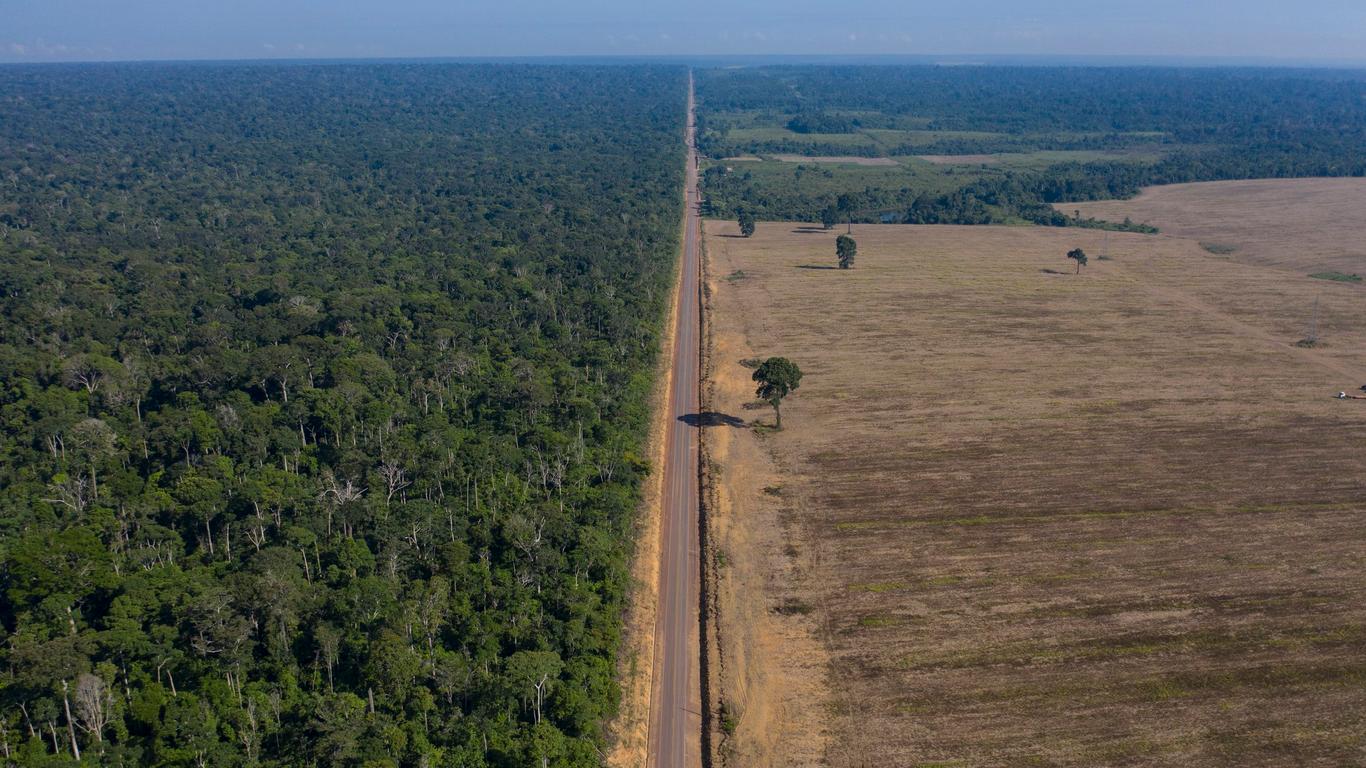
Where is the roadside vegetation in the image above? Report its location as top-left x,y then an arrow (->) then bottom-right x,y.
0,62 -> 685,766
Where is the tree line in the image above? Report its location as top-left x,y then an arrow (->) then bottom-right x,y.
696,65 -> 1366,227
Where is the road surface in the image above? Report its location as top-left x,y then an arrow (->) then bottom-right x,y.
648,71 -> 702,768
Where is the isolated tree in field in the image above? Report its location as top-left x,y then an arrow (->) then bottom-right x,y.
752,357 -> 803,429
836,234 -> 857,269
1067,247 -> 1088,274
820,205 -> 839,230
737,209 -> 756,238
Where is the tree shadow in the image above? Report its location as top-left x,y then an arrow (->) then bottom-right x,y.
679,412 -> 746,428
716,233 -> 748,239
791,226 -> 830,234
796,264 -> 839,270
1040,268 -> 1070,275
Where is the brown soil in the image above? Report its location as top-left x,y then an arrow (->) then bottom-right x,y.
704,220 -> 1366,767
1067,178 -> 1366,275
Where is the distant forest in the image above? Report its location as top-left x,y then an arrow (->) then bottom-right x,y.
696,66 -> 1366,225
0,63 -> 685,766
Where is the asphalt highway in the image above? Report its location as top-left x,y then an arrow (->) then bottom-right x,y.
647,71 -> 702,768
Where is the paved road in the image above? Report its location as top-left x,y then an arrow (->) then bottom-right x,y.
648,71 -> 702,768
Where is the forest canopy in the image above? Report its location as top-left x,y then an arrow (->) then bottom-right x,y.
0,62 -> 685,766
696,66 -> 1366,225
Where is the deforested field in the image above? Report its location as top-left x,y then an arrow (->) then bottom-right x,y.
704,220 -> 1366,767
1068,178 -> 1366,275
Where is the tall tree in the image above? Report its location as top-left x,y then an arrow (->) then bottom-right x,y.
836,234 -> 857,269
820,204 -> 839,231
752,357 -> 804,429
737,208 -> 756,238
1067,247 -> 1089,274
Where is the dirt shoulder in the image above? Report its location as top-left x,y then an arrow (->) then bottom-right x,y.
607,201 -> 685,768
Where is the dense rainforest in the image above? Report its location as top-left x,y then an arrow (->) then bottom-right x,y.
696,66 -> 1366,225
0,62 -> 685,766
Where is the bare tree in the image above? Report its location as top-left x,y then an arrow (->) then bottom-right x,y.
378,460 -> 411,506
44,474 -> 94,515
73,673 -> 113,743
317,471 -> 365,536
238,697 -> 261,763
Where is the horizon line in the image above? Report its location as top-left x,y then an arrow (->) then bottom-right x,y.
4,52 -> 1366,69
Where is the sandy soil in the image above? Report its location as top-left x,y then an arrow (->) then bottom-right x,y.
1067,178 -> 1366,275
704,220 -> 1366,767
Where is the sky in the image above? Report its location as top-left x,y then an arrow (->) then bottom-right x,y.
3,0 -> 1366,64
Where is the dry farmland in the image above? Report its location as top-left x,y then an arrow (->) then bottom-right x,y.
702,220 -> 1366,767
1069,178 -> 1366,275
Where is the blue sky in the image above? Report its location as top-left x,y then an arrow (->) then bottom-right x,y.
3,0 -> 1365,63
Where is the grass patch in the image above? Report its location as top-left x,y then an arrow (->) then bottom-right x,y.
1309,271 -> 1363,283
1141,678 -> 1191,702
858,614 -> 900,628
851,581 -> 907,593
719,701 -> 738,736
774,598 -> 813,616
1199,241 -> 1239,255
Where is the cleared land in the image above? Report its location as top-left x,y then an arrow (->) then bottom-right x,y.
917,153 -> 1005,165
704,220 -> 1366,767
918,149 -> 1165,167
1070,178 -> 1366,275
771,154 -> 901,166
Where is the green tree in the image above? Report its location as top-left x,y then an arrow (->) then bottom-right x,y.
1067,247 -> 1089,274
819,205 -> 838,230
737,209 -> 756,238
752,357 -> 803,429
506,650 -> 563,725
836,234 -> 857,269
